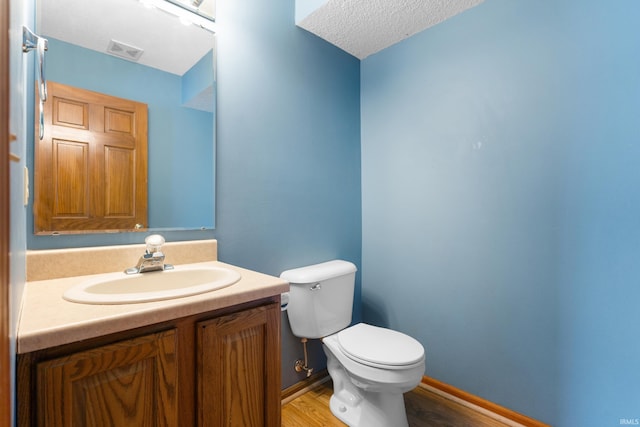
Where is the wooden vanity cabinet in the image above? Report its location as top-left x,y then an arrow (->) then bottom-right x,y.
198,303 -> 280,427
36,329 -> 179,427
17,299 -> 281,427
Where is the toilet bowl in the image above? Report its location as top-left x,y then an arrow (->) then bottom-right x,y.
322,323 -> 425,427
281,260 -> 426,427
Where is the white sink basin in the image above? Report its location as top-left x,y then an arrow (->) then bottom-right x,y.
63,265 -> 241,304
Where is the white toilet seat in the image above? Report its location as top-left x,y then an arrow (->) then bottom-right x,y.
336,323 -> 424,370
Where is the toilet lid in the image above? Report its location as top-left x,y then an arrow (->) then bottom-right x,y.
336,323 -> 424,367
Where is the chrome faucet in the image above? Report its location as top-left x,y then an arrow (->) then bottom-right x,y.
125,234 -> 174,274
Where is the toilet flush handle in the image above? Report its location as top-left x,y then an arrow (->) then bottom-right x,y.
310,283 -> 321,291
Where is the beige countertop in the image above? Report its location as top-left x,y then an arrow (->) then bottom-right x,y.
18,260 -> 289,354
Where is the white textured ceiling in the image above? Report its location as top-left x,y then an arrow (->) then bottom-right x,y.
37,0 -> 215,75
39,0 -> 484,73
298,0 -> 485,59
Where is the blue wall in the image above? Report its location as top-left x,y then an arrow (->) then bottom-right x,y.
554,0 -> 640,424
182,49 -> 215,112
28,38 -> 215,249
214,0 -> 361,389
361,0 -> 640,425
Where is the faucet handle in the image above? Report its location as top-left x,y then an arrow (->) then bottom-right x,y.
145,234 -> 165,254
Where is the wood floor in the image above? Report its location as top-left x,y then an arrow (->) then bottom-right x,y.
282,380 -> 512,427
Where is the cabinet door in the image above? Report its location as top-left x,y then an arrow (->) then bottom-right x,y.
198,303 -> 281,427
36,329 -> 178,427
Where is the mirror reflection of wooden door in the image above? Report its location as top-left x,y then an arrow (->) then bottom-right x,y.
34,81 -> 148,233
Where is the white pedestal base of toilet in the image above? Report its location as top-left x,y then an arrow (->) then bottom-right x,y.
329,387 -> 409,427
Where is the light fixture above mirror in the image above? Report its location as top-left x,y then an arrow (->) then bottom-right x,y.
141,0 -> 216,33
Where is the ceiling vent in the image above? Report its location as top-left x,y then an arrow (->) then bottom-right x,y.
106,39 -> 144,62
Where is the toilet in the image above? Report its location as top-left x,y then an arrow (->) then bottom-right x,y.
281,260 -> 425,427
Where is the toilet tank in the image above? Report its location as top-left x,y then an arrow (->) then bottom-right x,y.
280,260 -> 357,339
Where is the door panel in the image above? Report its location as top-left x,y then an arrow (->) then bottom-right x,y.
34,81 -> 148,233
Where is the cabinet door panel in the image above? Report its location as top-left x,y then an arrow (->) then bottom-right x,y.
198,303 -> 280,427
36,329 -> 178,427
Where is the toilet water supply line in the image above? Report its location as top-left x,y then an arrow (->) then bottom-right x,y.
295,338 -> 314,377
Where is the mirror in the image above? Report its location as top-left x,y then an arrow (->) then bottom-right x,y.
32,0 -> 216,234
